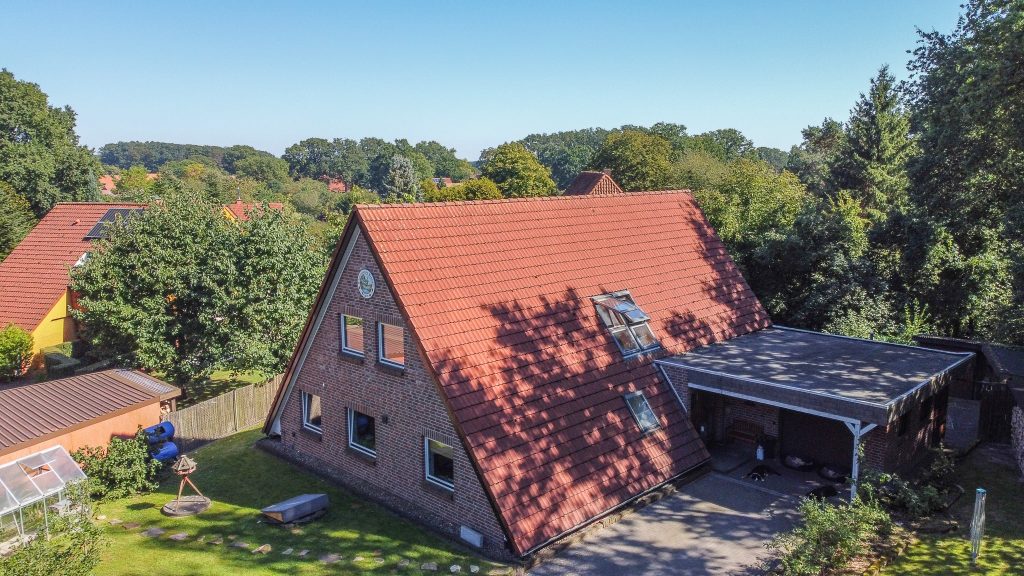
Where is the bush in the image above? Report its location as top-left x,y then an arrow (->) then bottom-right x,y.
0,323 -> 33,381
0,486 -> 104,576
767,497 -> 891,575
73,430 -> 161,499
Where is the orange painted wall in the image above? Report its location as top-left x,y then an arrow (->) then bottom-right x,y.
0,402 -> 162,465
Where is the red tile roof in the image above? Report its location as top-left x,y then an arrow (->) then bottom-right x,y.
563,170 -> 625,196
223,200 -> 285,221
0,203 -> 146,332
352,192 -> 768,553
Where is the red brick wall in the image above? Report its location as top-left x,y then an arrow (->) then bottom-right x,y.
275,230 -> 509,557
862,387 -> 948,473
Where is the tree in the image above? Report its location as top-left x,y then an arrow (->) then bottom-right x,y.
381,155 -> 418,203
519,127 -> 610,188
112,165 -> 154,199
832,66 -> 915,215
414,140 -> 475,180
234,154 -> 290,187
70,191 -> 326,387
225,209 -> 327,374
460,177 -> 503,200
753,147 -> 789,172
481,143 -> 557,198
786,119 -> 847,197
0,182 -> 35,260
588,130 -> 672,191
283,137 -> 335,179
0,323 -> 33,381
0,69 -> 99,216
688,128 -> 754,161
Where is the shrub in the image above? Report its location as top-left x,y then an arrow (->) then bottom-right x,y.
767,497 -> 891,575
73,430 -> 161,499
0,323 -> 33,381
0,486 -> 104,576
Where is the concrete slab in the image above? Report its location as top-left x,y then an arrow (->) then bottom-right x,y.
530,473 -> 799,576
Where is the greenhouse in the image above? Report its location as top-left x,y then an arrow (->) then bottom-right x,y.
0,445 -> 87,548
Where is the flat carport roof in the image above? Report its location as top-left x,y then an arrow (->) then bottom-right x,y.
656,326 -> 974,426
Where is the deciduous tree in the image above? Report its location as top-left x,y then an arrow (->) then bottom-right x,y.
482,143 -> 557,197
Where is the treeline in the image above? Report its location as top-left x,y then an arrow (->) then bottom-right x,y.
99,141 -> 279,173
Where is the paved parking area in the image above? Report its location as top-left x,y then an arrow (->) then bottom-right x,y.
529,473 -> 799,576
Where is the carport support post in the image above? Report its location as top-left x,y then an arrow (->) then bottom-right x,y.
844,421 -> 877,501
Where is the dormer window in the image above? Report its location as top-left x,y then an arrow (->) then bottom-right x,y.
594,292 -> 659,356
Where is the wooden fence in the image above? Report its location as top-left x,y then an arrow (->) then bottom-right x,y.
164,375 -> 283,453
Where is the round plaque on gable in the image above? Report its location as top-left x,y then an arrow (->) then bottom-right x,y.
357,269 -> 375,299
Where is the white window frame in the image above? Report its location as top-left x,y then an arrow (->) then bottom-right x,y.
301,391 -> 322,434
340,314 -> 365,357
594,292 -> 660,357
347,408 -> 377,457
424,438 -> 455,491
377,322 -> 405,369
624,391 -> 661,434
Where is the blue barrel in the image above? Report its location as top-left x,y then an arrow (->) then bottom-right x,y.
149,441 -> 179,463
143,421 -> 175,444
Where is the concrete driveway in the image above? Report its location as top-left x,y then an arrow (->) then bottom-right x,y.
529,473 -> 799,576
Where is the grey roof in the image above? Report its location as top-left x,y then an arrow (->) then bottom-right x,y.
658,327 -> 974,425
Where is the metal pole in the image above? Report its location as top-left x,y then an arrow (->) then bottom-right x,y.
970,488 -> 987,565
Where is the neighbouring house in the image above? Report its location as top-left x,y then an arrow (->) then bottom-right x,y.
222,200 -> 286,222
262,184 -> 973,559
562,169 -> 625,196
319,176 -> 349,193
0,202 -> 145,356
432,177 -> 457,188
0,369 -> 179,465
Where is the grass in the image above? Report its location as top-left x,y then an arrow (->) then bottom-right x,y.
177,370 -> 270,407
93,428 -> 502,575
883,444 -> 1024,575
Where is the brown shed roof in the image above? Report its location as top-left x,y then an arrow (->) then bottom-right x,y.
563,170 -> 625,196
0,369 -> 179,457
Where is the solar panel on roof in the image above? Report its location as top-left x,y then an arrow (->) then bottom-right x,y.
84,208 -> 143,240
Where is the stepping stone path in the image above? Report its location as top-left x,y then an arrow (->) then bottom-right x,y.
122,522 -> 141,530
297,549 -> 309,557
374,557 -> 385,564
470,567 -> 479,574
282,548 -> 294,555
319,553 -> 342,564
169,533 -> 189,541
141,528 -> 165,538
96,515 -> 107,521
422,562 -> 438,571
450,565 -> 461,573
208,536 -> 224,545
108,519 -> 123,526
253,544 -> 272,554
399,560 -> 410,567
354,556 -> 365,562
231,541 -> 250,549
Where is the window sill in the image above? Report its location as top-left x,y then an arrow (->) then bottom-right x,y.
346,445 -> 378,465
377,360 -> 406,375
299,426 -> 323,441
339,351 -> 365,364
422,479 -> 454,501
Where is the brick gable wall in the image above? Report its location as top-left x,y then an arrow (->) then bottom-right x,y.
275,230 -> 509,558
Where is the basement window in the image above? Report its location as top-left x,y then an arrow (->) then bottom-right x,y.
594,293 -> 660,356
624,391 -> 661,434
301,391 -> 322,434
378,322 -> 405,368
340,314 -> 364,357
424,438 -> 455,491
348,409 -> 377,457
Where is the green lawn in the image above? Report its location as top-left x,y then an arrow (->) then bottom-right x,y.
883,445 -> 1024,575
178,370 -> 270,407
93,428 -> 503,575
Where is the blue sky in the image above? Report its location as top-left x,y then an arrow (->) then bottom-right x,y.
5,1 -> 962,159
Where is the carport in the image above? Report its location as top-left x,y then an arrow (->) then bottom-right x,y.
656,327 -> 974,498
